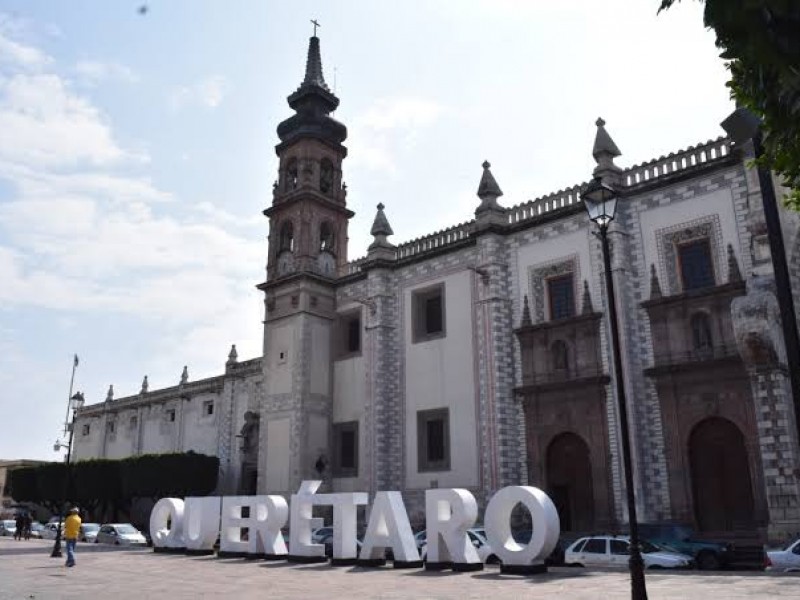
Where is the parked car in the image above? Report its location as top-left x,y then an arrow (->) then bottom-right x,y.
766,538 -> 800,572
28,522 -> 44,539
420,528 -> 500,564
311,526 -> 334,545
80,523 -> 100,543
638,523 -> 732,570
0,520 -> 16,537
95,523 -> 147,546
41,523 -> 62,540
564,535 -> 693,569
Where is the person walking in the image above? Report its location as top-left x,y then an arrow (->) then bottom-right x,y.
23,513 -> 32,540
63,507 -> 81,568
13,514 -> 23,541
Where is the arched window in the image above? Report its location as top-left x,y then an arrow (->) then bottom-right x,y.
319,158 -> 334,195
690,312 -> 713,351
285,158 -> 298,191
551,340 -> 569,373
319,221 -> 334,252
279,221 -> 294,253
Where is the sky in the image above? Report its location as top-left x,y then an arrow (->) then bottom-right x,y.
0,1 -> 733,460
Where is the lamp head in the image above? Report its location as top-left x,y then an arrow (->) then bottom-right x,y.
581,176 -> 618,228
70,391 -> 85,411
720,107 -> 762,144
53,440 -> 61,452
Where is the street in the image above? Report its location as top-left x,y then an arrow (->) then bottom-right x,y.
0,538 -> 798,599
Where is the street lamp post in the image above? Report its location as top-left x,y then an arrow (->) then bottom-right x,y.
582,177 -> 648,600
720,107 -> 800,437
50,391 -> 85,558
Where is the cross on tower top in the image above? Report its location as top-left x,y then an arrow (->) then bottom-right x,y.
311,19 -> 320,37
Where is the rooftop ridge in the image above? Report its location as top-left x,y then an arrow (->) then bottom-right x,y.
78,358 -> 263,413
341,135 -> 737,272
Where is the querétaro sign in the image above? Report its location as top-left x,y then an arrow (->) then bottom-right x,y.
149,481 -> 560,574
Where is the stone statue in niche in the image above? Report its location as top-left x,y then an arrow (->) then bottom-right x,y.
319,159 -> 334,194
239,411 -> 260,465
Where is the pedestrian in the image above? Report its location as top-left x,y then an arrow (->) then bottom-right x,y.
64,507 -> 81,568
23,513 -> 32,541
13,513 -> 23,541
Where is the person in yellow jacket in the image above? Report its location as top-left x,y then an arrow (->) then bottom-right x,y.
63,507 -> 81,567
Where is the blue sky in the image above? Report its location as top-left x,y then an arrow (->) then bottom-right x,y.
0,1 -> 731,460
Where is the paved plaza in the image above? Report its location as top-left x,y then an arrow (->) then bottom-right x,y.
1,538 -> 798,599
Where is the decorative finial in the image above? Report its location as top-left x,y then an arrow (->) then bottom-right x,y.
311,18 -> 320,37
368,203 -> 396,257
727,244 -> 742,282
476,160 -> 504,216
227,344 -> 238,366
521,295 -> 532,326
106,385 -> 114,402
180,365 -> 188,385
140,375 -> 149,394
581,280 -> 594,314
592,117 -> 622,179
650,264 -> 663,299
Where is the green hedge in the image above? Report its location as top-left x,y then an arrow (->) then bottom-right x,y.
9,452 -> 219,516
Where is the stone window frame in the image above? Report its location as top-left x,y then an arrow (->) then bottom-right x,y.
203,400 -> 215,417
417,407 -> 451,473
656,215 -> 723,296
411,283 -> 446,344
332,421 -> 359,478
165,408 -> 176,423
81,424 -> 91,436
527,255 -> 580,325
335,308 -> 363,360
128,415 -> 138,431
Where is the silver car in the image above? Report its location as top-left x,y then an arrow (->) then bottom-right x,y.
95,523 -> 147,546
80,523 -> 100,543
0,520 -> 16,537
565,535 -> 693,569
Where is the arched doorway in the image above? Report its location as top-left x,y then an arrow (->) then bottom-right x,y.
546,432 -> 594,532
689,417 -> 755,531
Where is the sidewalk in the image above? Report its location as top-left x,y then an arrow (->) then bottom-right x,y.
1,538 -> 797,599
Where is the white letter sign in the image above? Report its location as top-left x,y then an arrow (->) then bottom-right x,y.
483,485 -> 560,574
360,491 -> 421,567
424,488 -> 482,571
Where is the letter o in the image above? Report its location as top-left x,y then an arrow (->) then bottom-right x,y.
483,486 -> 559,566
150,497 -> 185,548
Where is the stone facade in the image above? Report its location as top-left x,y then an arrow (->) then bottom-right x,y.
73,35 -> 800,542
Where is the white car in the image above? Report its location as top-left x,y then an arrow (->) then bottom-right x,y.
40,522 -> 62,540
565,535 -> 693,569
95,523 -> 147,546
80,523 -> 100,543
766,538 -> 800,572
0,520 -> 16,537
420,528 -> 500,564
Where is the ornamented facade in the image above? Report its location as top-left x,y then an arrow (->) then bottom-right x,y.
74,35 -> 800,542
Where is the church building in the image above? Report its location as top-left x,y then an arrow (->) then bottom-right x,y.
73,34 -> 800,543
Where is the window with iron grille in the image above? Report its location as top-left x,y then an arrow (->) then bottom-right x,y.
547,274 -> 575,320
678,239 -> 715,291
417,408 -> 450,472
332,421 -> 359,477
412,284 -> 446,343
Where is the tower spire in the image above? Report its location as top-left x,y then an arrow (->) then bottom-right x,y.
301,33 -> 329,91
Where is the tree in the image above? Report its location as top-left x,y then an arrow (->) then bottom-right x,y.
9,453 -> 219,521
659,1 -> 800,207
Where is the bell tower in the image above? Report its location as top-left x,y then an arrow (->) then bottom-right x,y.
257,32 -> 350,496
265,33 -> 352,280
